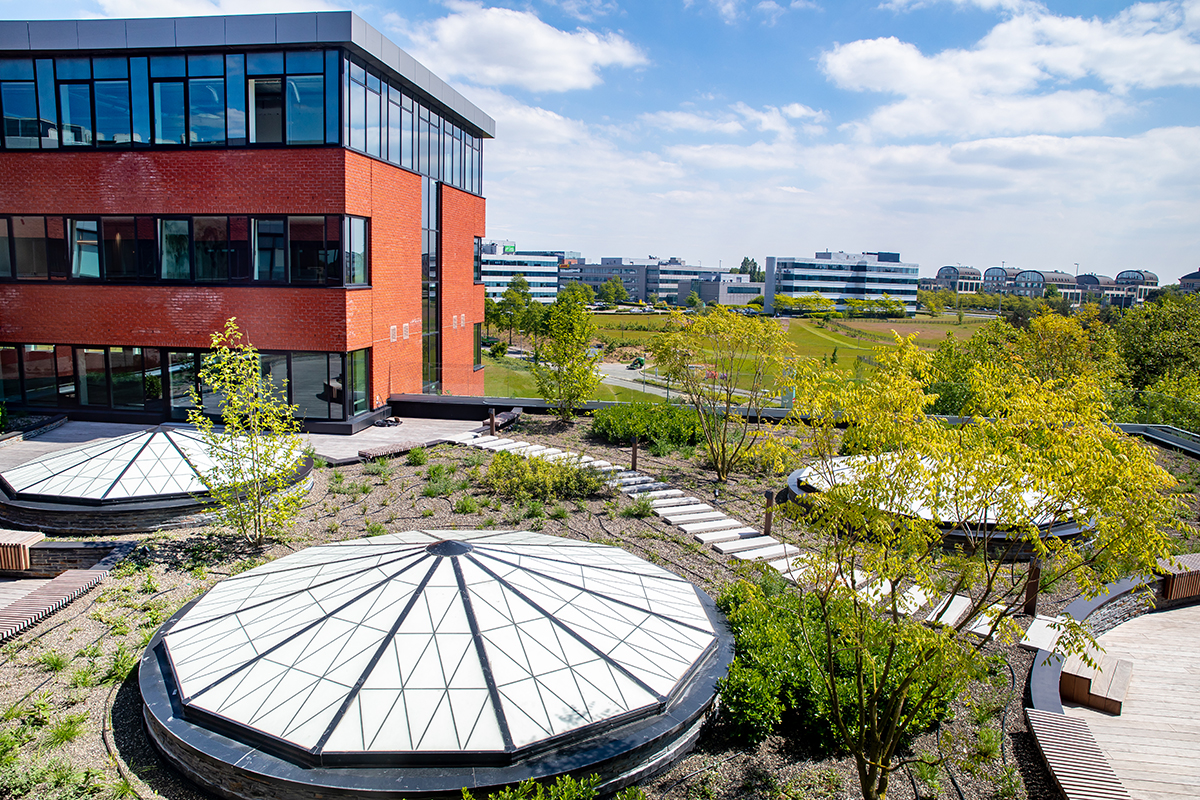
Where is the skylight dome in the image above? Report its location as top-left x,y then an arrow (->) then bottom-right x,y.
142,530 -> 732,798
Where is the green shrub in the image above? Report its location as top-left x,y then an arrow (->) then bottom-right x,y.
44,713 -> 88,748
363,457 -> 394,480
483,451 -> 610,502
620,495 -> 654,518
36,652 -> 68,673
975,727 -> 1001,761
453,494 -> 479,514
489,341 -> 509,360
365,521 -> 387,536
0,402 -> 6,434
406,448 -> 428,466
463,774 -> 607,800
591,403 -> 701,447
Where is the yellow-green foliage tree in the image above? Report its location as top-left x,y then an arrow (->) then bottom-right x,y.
530,297 -> 601,422
772,337 -> 1181,800
189,318 -> 306,546
650,307 -> 790,480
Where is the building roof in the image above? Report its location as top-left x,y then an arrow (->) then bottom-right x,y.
1077,274 -> 1116,286
0,12 -> 495,138
1116,270 -> 1159,283
937,266 -> 981,279
984,267 -> 1021,278
1016,270 -> 1076,285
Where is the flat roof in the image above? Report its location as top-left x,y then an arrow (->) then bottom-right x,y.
0,12 -> 494,139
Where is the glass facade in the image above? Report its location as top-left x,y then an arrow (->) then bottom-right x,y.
421,177 -> 440,393
0,50 -> 483,195
0,214 -> 363,286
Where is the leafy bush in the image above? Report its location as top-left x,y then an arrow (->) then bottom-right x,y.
453,494 -> 480,514
620,495 -> 654,518
462,774 -> 647,800
483,451 -> 609,502
406,448 -> 429,466
363,457 -> 395,480
489,341 -> 509,359
36,652 -> 68,673
591,403 -> 701,447
0,402 -> 6,434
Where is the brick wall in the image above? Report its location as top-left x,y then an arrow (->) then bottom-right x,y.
440,185 -> 486,396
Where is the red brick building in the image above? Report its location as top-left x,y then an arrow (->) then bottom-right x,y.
0,12 -> 493,432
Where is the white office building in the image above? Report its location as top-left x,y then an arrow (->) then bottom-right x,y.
480,241 -> 562,303
764,251 -> 919,314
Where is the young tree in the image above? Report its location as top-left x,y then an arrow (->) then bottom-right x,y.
774,338 -> 1181,800
917,289 -> 943,317
597,275 -> 629,304
686,290 -> 702,309
188,318 -> 306,547
650,307 -> 791,481
530,297 -> 601,422
483,296 -> 502,337
499,274 -> 531,345
558,280 -> 596,307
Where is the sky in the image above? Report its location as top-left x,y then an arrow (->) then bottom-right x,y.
7,0 -> 1200,282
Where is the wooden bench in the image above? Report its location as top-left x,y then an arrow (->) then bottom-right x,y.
1060,644 -> 1134,715
358,441 -> 425,460
0,530 -> 44,571
0,569 -> 107,643
1161,553 -> 1200,602
1026,708 -> 1131,800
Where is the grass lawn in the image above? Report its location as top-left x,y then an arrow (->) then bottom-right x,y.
782,319 -> 876,370
837,314 -> 990,346
483,355 -> 665,402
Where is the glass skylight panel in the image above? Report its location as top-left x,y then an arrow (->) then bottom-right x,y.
161,530 -> 717,761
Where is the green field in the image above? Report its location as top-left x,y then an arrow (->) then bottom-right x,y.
482,355 -> 665,402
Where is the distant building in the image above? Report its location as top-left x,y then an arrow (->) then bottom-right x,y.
1115,270 -> 1158,304
683,273 -> 764,306
559,257 -> 723,303
1013,270 -> 1082,303
1180,270 -> 1200,293
764,251 -> 919,315
983,267 -> 1021,293
918,277 -> 938,292
935,266 -> 982,293
479,240 -> 580,303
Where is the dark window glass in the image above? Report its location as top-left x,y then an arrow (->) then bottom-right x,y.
188,77 -> 225,145
366,72 -> 380,93
346,217 -> 367,284
324,216 -> 342,285
194,216 -> 228,281
136,216 -> 157,278
160,219 -> 190,280
474,323 -> 482,368
94,80 -> 131,145
387,100 -> 400,165
69,220 -> 100,278
143,348 -> 163,408
103,217 -> 137,280
289,216 -> 325,283
349,79 -> 365,152
0,346 -> 19,404
225,54 -> 246,145
291,351 -> 331,420
366,88 -> 381,157
187,54 -> 223,77
342,57 -> 350,147
350,62 -> 365,84
22,345 -> 56,405
0,219 -> 9,278
286,51 -> 323,74
76,347 -> 108,407
401,95 -> 413,170
0,59 -> 34,80
249,77 -> 281,143
259,352 -> 288,404
12,216 -> 47,279
253,219 -> 285,282
247,52 -> 283,76
55,57 -> 90,80
150,56 -> 186,78
35,59 -> 57,149
54,345 -> 75,406
1,82 -> 37,148
110,346 -> 144,409
130,58 -> 150,145
349,348 -> 368,414
285,75 -> 323,145
168,351 -> 197,416
93,57 -> 127,80
152,81 -> 185,144
229,216 -> 250,280
59,83 -> 93,145
473,237 -> 482,282
324,50 -> 339,144
417,118 -> 428,175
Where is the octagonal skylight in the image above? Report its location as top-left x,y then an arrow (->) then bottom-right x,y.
160,530 -> 719,765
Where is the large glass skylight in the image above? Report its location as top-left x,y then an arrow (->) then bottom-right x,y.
161,530 -> 720,763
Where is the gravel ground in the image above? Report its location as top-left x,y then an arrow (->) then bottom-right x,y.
0,417 -> 1190,800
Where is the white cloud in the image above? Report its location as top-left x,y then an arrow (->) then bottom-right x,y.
640,110 -> 746,134
687,0 -> 819,24
392,2 -> 646,92
879,0 -> 1043,12
546,0 -> 620,21
822,3 -> 1200,138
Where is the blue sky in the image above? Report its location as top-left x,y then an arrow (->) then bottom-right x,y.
9,0 -> 1200,282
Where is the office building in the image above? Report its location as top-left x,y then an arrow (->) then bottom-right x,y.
764,251 -> 919,314
0,12 -> 493,432
683,272 -> 764,306
1012,270 -> 1082,302
935,266 -> 981,293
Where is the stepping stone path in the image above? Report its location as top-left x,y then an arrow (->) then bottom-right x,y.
459,434 -> 800,563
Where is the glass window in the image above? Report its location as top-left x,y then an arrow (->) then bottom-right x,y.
159,219 -> 190,280
0,59 -> 34,80
76,348 -> 108,406
55,58 -> 90,80
136,216 -> 157,278
194,216 -> 228,281
225,54 -> 246,145
350,62 -> 365,84
324,216 -> 341,285
285,75 -> 323,145
2,81 -> 38,148
324,50 -> 339,145
69,220 -> 100,278
248,77 -> 282,143
110,346 -> 144,409
253,218 -> 285,282
150,56 -> 186,78
187,54 -> 223,77
289,216 -> 325,283
0,219 -> 9,278
349,79 -> 365,152
22,345 -> 56,405
346,217 -> 367,284
366,88 -> 381,157
153,81 -> 186,144
259,352 -> 288,404
12,216 -> 47,279
473,237 -> 482,282
188,77 -> 225,145
286,51 -> 323,75
387,99 -> 400,165
93,57 -> 127,80
229,216 -> 250,280
168,350 -> 197,416
401,96 -> 413,170
291,351 -> 332,420
130,58 -> 150,145
0,346 -> 19,405
103,217 -> 137,280
247,52 -> 283,76
54,345 -> 75,406
94,80 -> 131,145
35,60 -> 57,149
474,323 -> 482,368
348,348 -> 368,415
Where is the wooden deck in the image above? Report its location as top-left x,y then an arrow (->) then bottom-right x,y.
0,578 -> 50,608
1065,603 -> 1200,800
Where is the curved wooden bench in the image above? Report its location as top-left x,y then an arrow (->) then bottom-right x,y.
1026,709 -> 1131,800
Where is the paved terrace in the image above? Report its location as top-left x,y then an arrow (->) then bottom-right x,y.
1064,603 -> 1200,800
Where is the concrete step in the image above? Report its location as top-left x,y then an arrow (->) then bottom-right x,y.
612,476 -> 655,487
541,451 -> 576,462
680,518 -> 749,535
622,482 -> 671,494
470,435 -> 499,446
733,543 -> 799,562
521,445 -> 549,456
714,536 -> 780,555
695,528 -> 758,545
652,497 -> 700,510
663,510 -> 726,525
1020,614 -> 1068,652
897,585 -> 929,616
656,503 -> 713,518
532,448 -> 563,459
493,441 -> 532,451
644,490 -> 685,501
927,594 -> 972,627
967,604 -> 1005,638
857,579 -> 894,607
480,438 -> 515,450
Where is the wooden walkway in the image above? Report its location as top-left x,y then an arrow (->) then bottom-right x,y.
0,570 -> 107,642
1065,603 -> 1200,800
